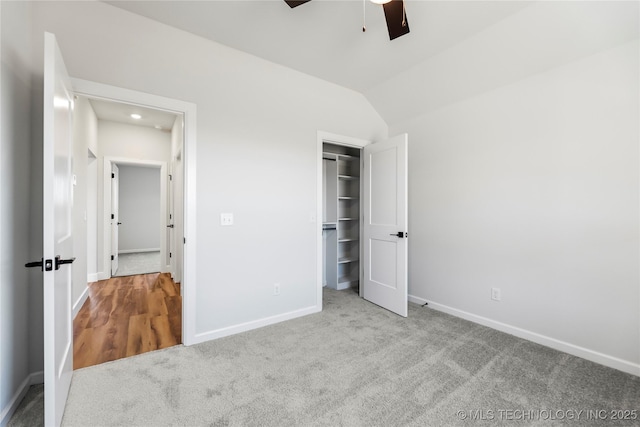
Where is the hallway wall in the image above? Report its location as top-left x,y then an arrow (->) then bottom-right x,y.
0,1 -> 37,423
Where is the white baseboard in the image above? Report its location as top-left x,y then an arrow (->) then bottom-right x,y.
87,272 -> 99,283
73,286 -> 90,319
190,305 -> 321,345
118,248 -> 160,254
0,371 -> 44,427
408,294 -> 640,377
97,271 -> 110,281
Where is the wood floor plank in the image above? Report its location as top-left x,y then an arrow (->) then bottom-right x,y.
150,315 -> 178,348
165,295 -> 181,318
73,273 -> 182,370
157,274 -> 178,297
148,290 -> 169,316
96,318 -> 129,364
73,328 -> 94,369
126,314 -> 157,357
73,298 -> 92,339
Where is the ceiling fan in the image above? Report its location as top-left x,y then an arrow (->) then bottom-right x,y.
284,0 -> 410,41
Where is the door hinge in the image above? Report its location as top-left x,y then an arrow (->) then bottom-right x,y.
112,173 -> 115,178
111,255 -> 114,261
169,174 -> 172,181
111,214 -> 114,220
169,214 -> 172,220
184,237 -> 186,244
169,252 -> 172,258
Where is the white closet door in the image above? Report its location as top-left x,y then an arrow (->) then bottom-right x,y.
362,134 -> 408,317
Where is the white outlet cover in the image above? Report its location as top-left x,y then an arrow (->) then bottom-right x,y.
220,213 -> 234,226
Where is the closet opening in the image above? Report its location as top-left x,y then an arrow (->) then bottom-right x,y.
322,143 -> 362,294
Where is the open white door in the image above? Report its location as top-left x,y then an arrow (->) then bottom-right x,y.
43,32 -> 75,426
363,134 -> 408,317
111,163 -> 119,275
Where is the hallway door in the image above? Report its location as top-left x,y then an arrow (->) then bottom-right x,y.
43,31 -> 75,427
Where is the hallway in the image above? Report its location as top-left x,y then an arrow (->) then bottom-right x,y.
73,273 -> 182,370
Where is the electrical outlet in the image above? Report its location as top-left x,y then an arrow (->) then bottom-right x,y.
220,213 -> 234,226
491,287 -> 501,301
273,283 -> 281,296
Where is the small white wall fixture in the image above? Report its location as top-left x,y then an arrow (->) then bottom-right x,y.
316,131 -> 371,309
72,78 -> 197,346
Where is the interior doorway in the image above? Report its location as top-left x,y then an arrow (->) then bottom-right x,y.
316,132 -> 370,309
322,143 -> 362,292
71,88 -> 191,367
316,131 -> 410,317
110,162 -> 164,277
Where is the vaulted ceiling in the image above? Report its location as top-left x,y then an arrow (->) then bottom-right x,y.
106,1 -> 638,126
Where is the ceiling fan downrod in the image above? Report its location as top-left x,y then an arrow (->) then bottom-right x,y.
363,0 -> 366,32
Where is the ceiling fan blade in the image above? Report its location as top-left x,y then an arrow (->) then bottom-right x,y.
284,0 -> 311,8
382,0 -> 410,40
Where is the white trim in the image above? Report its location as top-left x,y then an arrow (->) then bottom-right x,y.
30,371 -> 44,385
87,273 -> 98,282
191,306 -> 321,345
408,294 -> 640,377
96,271 -> 109,281
316,131 -> 371,309
0,371 -> 44,427
118,248 -> 160,254
71,78 -> 197,347
72,286 -> 89,319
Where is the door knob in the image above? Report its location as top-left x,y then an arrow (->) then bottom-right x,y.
389,232 -> 405,238
117,222 -> 122,225
54,256 -> 75,270
167,224 -> 174,228
25,258 -> 53,271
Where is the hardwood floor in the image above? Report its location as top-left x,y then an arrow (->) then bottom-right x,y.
73,273 -> 182,370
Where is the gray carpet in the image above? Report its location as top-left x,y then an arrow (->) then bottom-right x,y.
113,251 -> 161,277
10,289 -> 640,426
7,384 -> 43,427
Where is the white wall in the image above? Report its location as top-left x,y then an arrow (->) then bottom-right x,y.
98,120 -> 171,162
30,1 -> 387,341
87,150 -> 98,281
0,1 -> 37,424
117,165 -> 161,252
71,96 -> 98,314
171,116 -> 184,283
366,1 -> 639,127
96,120 -> 171,277
393,39 -> 639,373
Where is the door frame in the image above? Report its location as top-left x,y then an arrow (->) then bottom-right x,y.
103,159 -> 167,275
110,163 -> 120,276
72,78 -> 198,346
316,131 -> 371,308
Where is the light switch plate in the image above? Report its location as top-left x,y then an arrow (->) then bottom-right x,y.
220,213 -> 234,226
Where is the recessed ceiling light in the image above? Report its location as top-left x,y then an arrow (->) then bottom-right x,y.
154,125 -> 163,130
130,113 -> 142,120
